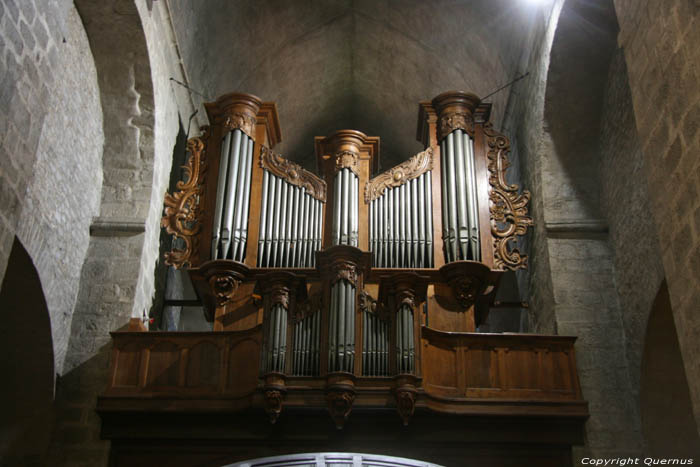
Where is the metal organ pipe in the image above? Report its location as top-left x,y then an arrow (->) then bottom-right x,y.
212,131 -> 232,259
439,129 -> 480,262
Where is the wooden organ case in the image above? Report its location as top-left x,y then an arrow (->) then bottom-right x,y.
98,92 -> 589,467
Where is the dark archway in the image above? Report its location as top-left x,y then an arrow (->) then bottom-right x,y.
640,280 -> 700,456
0,237 -> 55,465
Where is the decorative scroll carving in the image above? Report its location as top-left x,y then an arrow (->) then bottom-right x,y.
264,389 -> 283,424
334,150 -> 359,176
223,112 -> 256,140
396,389 -> 416,426
161,129 -> 209,269
484,123 -> 533,270
259,146 -> 327,201
327,390 -> 355,429
364,148 -> 433,203
438,111 -> 475,141
208,274 -> 241,307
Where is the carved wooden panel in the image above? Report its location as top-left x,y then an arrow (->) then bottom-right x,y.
421,327 -> 582,402
186,341 -> 220,388
113,342 -> 141,388
147,342 -> 180,387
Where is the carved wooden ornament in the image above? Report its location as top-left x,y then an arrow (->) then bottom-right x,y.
359,291 -> 390,321
293,292 -> 322,323
326,390 -> 356,429
208,274 -> 241,307
259,146 -> 327,201
438,111 -> 475,140
364,148 -> 433,203
161,131 -> 208,269
485,123 -> 533,270
396,389 -> 416,426
334,150 -> 359,176
264,389 -> 283,424
223,112 -> 257,140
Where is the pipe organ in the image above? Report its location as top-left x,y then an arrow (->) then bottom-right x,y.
153,90 -> 588,436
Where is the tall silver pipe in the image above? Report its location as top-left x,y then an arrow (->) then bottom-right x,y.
313,309 -> 320,374
332,173 -> 341,245
289,187 -> 299,267
271,177 -> 283,266
284,184 -> 294,266
280,306 -> 287,371
300,194 -> 310,267
238,139 -> 254,261
277,180 -> 289,266
351,174 -> 358,247
345,282 -> 354,372
417,174 -> 426,268
410,179 -> 419,267
393,186 -> 400,267
329,283 -> 338,371
398,184 -> 405,267
295,188 -> 306,267
337,282 -> 346,371
257,170 -> 269,267
221,130 -> 243,259
446,132 -> 459,262
264,175 -> 277,267
231,133 -> 250,261
426,172 -> 434,267
369,200 -> 375,262
317,199 -> 323,263
465,134 -> 480,261
454,129 -> 470,260
340,169 -> 349,244
310,198 -> 318,266
212,131 -> 232,259
440,140 -> 450,262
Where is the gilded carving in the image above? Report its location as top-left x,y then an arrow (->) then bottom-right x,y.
161,130 -> 208,268
326,390 -> 355,429
334,150 -> 359,176
208,273 -> 241,307
484,123 -> 533,270
364,148 -> 433,203
264,389 -> 283,424
396,390 -> 416,426
438,111 -> 475,141
223,112 -> 256,140
259,146 -> 327,201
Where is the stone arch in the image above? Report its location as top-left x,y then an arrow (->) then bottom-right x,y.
0,238 -> 55,464
640,280 -> 700,456
63,0 -> 157,374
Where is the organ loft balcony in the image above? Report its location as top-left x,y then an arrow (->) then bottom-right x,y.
98,91 -> 589,467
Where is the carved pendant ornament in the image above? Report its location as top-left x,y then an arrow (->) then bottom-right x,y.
438,111 -> 475,141
264,389 -> 284,424
364,147 -> 433,203
396,389 -> 416,426
223,111 -> 257,140
326,390 -> 356,429
331,260 -> 358,286
484,123 -> 533,270
259,146 -> 327,201
334,150 -> 359,176
359,291 -> 390,321
161,130 -> 209,269
208,274 -> 241,307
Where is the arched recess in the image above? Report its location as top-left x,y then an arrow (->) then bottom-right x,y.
63,0 -> 157,373
640,280 -> 700,457
0,238 -> 55,464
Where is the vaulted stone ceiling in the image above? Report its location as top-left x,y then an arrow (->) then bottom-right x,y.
168,0 -> 535,171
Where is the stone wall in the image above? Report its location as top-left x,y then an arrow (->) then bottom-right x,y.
46,1 -> 198,465
613,0 -> 700,431
0,0 -> 103,374
598,47 -> 665,418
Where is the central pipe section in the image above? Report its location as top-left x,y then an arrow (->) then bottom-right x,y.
433,92 -> 481,263
332,167 -> 359,247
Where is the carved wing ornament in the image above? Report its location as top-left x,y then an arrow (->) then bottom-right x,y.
359,291 -> 390,321
259,146 -> 327,202
484,123 -> 533,270
293,292 -> 322,323
364,147 -> 433,203
161,129 -> 209,269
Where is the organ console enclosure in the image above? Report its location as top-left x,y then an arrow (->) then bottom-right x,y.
98,91 -> 588,467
